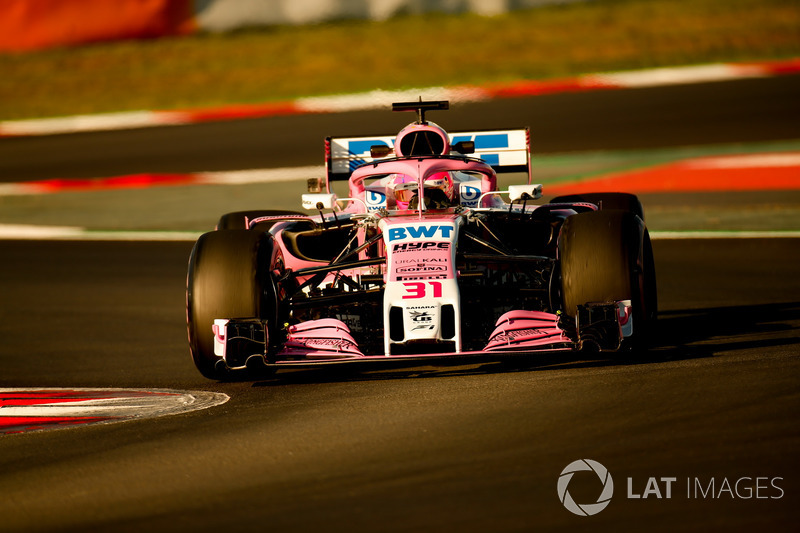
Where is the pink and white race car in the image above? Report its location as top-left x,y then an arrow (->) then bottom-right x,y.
187,101 -> 657,379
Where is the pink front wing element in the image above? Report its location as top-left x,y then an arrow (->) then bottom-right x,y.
278,319 -> 364,359
484,310 -> 572,351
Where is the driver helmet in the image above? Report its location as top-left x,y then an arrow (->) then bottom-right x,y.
390,172 -> 455,210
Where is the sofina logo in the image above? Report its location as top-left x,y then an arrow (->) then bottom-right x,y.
557,459 -> 614,516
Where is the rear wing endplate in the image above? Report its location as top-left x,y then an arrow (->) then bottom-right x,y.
326,128 -> 531,184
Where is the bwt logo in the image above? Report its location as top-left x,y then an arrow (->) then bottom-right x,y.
365,190 -> 387,211
348,134 -> 509,156
459,184 -> 482,207
451,133 -> 509,166
387,225 -> 454,242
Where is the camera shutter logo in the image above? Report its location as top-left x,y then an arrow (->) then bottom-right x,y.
557,459 -> 614,516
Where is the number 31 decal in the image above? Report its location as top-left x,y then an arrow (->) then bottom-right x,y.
402,281 -> 443,299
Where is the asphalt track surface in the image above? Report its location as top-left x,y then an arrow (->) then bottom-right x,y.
1,75 -> 799,181
1,76 -> 799,532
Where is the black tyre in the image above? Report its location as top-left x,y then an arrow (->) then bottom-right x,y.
186,230 -> 279,379
558,210 -> 657,349
216,210 -> 304,231
550,192 -> 645,221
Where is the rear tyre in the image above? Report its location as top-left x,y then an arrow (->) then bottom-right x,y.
550,192 -> 645,221
558,210 -> 657,350
186,230 -> 279,379
216,210 -> 304,231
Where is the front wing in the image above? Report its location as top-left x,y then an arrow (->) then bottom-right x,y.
211,301 -> 633,371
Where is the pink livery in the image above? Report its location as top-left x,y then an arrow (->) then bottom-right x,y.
187,100 -> 657,379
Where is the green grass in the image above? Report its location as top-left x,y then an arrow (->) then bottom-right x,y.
0,0 -> 798,121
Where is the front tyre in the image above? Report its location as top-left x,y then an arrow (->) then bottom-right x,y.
186,230 -> 279,379
558,210 -> 657,350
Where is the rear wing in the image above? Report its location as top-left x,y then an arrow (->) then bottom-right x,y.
326,128 -> 531,184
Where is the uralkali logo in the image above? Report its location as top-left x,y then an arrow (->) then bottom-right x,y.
558,459 -> 614,516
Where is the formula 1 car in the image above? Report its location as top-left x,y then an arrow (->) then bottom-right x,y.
187,100 -> 657,379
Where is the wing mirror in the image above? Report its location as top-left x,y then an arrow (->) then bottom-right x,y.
302,193 -> 367,215
302,193 -> 337,210
370,145 -> 393,158
508,184 -> 543,202
453,141 -> 475,154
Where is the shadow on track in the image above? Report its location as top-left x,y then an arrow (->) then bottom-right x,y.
650,300 -> 800,355
244,301 -> 800,386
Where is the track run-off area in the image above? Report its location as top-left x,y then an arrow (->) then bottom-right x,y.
0,71 -> 798,532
